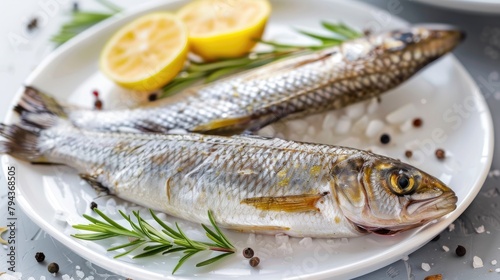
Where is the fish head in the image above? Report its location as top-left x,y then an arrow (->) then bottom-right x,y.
370,24 -> 465,62
331,155 -> 457,235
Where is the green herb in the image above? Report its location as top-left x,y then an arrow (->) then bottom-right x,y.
52,0 -> 362,97
72,209 -> 235,274
51,0 -> 122,45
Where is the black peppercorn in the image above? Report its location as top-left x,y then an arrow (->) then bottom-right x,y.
48,262 -> 59,273
90,201 -> 98,210
243,247 -> 254,258
148,93 -> 158,102
455,245 -> 466,257
380,133 -> 390,144
35,252 -> 45,262
249,256 -> 260,267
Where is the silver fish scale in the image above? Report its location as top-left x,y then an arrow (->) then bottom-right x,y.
36,124 -> 370,237
67,27 -> 461,134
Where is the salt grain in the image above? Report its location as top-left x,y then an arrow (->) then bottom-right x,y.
277,242 -> 293,256
247,233 -> 256,245
335,117 -> 351,135
306,125 -> 316,136
76,270 -> 84,278
76,265 -> 80,270
473,256 -> 484,268
40,277 -> 46,280
475,225 -> 485,234
345,102 -> 365,120
0,274 -> 19,280
322,113 -> 337,131
351,115 -> 369,134
386,104 -> 417,124
299,237 -> 313,247
275,233 -> 289,245
448,223 -> 455,232
62,275 -> 71,280
421,262 -> 431,271
365,119 -> 384,137
496,268 -> 500,272
105,198 -> 117,215
288,119 -> 309,134
367,98 -> 379,114
399,119 -> 413,133
442,246 -> 449,252
492,260 -> 497,265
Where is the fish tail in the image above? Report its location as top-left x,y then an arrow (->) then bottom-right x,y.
0,123 -> 47,162
14,86 -> 67,129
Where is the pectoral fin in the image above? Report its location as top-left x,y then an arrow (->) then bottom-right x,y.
241,192 -> 329,213
79,173 -> 109,194
191,116 -> 252,134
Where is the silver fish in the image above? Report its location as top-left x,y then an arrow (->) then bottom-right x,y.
17,25 -> 464,135
0,120 -> 457,238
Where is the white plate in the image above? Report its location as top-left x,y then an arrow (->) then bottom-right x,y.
414,0 -> 500,14
2,0 -> 494,279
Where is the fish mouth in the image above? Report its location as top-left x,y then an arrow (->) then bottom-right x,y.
405,192 -> 457,218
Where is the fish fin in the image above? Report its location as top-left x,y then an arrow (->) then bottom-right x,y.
230,225 -> 290,233
79,173 -> 109,194
14,86 -> 67,129
191,115 -> 252,135
241,192 -> 329,213
0,123 -> 48,163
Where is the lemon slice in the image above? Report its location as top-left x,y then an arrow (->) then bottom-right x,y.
177,0 -> 271,60
100,12 -> 188,92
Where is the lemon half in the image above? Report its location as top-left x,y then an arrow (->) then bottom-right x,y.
100,12 -> 188,92
177,0 -> 271,60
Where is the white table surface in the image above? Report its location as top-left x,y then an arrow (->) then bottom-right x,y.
1,0 -> 500,279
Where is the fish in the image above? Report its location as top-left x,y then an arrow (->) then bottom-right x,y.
0,117 -> 457,238
16,25 -> 464,135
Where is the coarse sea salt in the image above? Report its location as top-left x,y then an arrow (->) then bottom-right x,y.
76,270 -> 85,278
365,119 -> 384,137
475,225 -> 485,234
345,102 -> 365,119
473,256 -> 484,268
322,113 -> 337,131
335,116 -> 351,135
492,260 -> 497,265
299,237 -> 313,247
421,262 -> 431,271
448,223 -> 455,232
385,103 -> 418,124
275,233 -> 289,245
442,245 -> 449,252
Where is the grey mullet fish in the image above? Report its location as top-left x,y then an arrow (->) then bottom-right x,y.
17,25 -> 464,135
0,110 -> 457,237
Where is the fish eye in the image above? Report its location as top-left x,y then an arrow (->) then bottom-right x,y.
389,171 -> 416,195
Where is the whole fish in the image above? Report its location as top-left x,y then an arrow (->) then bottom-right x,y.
0,121 -> 457,238
17,25 -> 464,135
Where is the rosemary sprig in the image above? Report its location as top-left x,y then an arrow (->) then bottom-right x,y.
72,208 -> 235,274
52,0 -> 362,97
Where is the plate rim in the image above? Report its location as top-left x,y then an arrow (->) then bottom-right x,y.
2,0 -> 495,279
